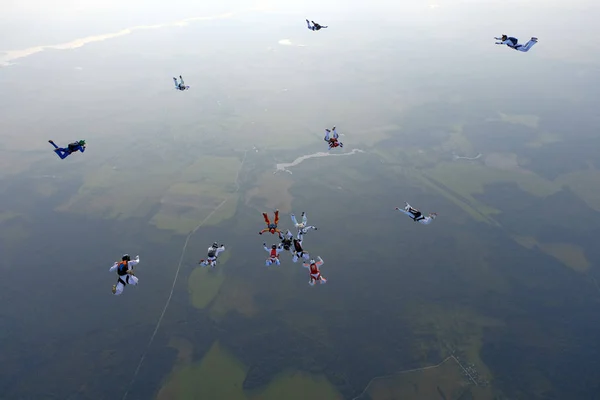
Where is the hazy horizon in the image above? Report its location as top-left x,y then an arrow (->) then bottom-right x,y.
2,1 -> 600,399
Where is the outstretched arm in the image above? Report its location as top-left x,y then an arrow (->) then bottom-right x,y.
263,243 -> 269,252
259,228 -> 269,234
128,256 -> 140,267
302,262 -> 310,269
316,256 -> 324,266
109,262 -> 118,272
216,246 -> 225,256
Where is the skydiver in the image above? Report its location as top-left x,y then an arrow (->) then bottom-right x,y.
291,212 -> 318,235
264,242 -> 284,266
279,230 -> 294,252
306,19 -> 328,31
396,202 -> 437,225
324,126 -> 343,150
109,254 -> 140,295
173,75 -> 189,91
292,232 -> 310,263
48,139 -> 86,159
259,209 -> 281,235
198,242 -> 226,267
303,257 -> 326,285
494,35 -> 538,52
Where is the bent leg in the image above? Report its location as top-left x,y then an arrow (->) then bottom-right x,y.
332,129 -> 339,139
113,281 -> 125,295
324,130 -> 330,141
274,210 -> 279,225
127,275 -> 139,286
179,75 -> 184,85
262,212 -> 271,225
54,149 -> 70,159
291,214 -> 298,225
302,213 -> 307,225
517,39 -> 537,52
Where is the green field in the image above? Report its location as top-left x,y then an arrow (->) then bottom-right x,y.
157,341 -> 342,400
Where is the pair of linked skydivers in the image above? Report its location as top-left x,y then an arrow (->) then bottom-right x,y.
260,210 -> 326,285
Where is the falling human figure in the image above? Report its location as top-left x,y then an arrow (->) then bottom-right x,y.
198,242 -> 226,267
173,75 -> 190,90
291,212 -> 318,236
303,256 -> 326,285
396,202 -> 437,225
264,243 -> 284,266
324,127 -> 343,150
279,230 -> 294,252
292,232 -> 310,263
109,254 -> 140,295
48,139 -> 86,159
259,210 -> 281,235
306,19 -> 328,31
494,35 -> 538,52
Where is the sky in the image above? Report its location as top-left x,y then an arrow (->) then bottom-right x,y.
2,0 -> 599,55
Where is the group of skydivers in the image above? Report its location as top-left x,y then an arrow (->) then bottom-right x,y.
45,19 -> 537,295
200,211 -> 326,285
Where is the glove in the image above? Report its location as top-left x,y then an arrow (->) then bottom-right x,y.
220,244 -> 224,247
263,243 -> 266,246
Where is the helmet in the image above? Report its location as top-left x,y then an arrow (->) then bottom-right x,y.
78,140 -> 86,146
122,254 -> 131,261
212,242 -> 218,248
309,259 -> 315,264
271,244 -> 276,249
501,34 -> 507,40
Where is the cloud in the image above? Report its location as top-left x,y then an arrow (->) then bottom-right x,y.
277,39 -> 306,47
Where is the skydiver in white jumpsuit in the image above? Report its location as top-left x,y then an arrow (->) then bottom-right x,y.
173,75 -> 189,90
198,242 -> 226,267
494,35 -> 538,52
396,202 -> 437,225
324,126 -> 343,150
306,19 -> 328,31
264,243 -> 284,266
109,254 -> 140,295
291,212 -> 318,236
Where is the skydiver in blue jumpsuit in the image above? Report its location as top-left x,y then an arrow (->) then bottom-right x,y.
48,139 -> 86,159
